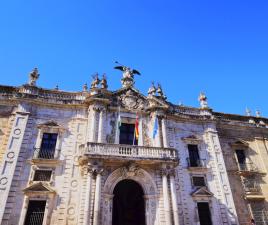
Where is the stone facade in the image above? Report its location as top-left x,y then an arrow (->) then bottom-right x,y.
0,68 -> 267,225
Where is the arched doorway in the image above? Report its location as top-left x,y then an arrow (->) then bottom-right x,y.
112,179 -> 146,225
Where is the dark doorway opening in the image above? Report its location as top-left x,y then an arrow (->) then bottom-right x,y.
112,179 -> 145,225
197,202 -> 213,225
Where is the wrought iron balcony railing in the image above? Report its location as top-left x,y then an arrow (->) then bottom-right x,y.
186,158 -> 206,168
243,181 -> 262,194
251,210 -> 268,225
79,142 -> 178,161
238,163 -> 259,173
33,148 -> 59,160
26,211 -> 45,225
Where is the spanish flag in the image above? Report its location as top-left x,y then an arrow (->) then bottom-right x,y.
134,113 -> 139,140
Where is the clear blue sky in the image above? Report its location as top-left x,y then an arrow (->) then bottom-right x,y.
0,0 -> 267,116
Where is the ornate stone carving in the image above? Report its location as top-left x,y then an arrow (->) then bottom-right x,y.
199,92 -> 208,109
119,163 -> 141,178
118,90 -> 146,110
91,73 -> 100,89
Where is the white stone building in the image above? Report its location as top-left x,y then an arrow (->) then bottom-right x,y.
0,67 -> 255,225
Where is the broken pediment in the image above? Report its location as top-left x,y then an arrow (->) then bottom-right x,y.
23,182 -> 55,194
191,187 -> 214,198
39,120 -> 60,127
182,135 -> 202,144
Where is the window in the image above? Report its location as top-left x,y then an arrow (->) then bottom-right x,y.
33,170 -> 52,182
250,202 -> 268,225
119,123 -> 138,145
192,176 -> 206,187
197,202 -> 213,225
39,133 -> 58,159
188,145 -> 200,167
235,150 -> 246,164
24,200 -> 46,225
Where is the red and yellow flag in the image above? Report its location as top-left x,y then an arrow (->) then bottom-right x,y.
135,113 -> 139,140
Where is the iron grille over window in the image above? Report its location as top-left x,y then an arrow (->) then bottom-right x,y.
39,133 -> 58,159
24,200 -> 46,225
192,176 -> 206,187
119,123 -> 138,145
33,170 -> 52,182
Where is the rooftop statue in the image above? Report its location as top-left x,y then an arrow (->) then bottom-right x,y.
114,61 -> 141,88
28,68 -> 39,86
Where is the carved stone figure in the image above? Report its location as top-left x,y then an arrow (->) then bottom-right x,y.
28,68 -> 39,86
114,62 -> 141,88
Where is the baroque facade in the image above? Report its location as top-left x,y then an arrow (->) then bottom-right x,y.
0,67 -> 267,225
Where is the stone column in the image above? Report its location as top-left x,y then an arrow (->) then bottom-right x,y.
87,107 -> 99,142
0,110 -> 29,223
84,165 -> 94,225
18,196 -> 29,225
93,168 -> 103,225
161,117 -> 168,148
98,109 -> 105,143
170,170 -> 180,225
162,169 -> 172,225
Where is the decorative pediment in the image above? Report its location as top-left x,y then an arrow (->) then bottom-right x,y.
37,120 -> 65,133
23,182 -> 55,194
230,139 -> 249,148
40,120 -> 60,127
182,135 -> 202,144
191,187 -> 213,198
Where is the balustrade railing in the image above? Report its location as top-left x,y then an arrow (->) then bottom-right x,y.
186,158 -> 206,168
79,142 -> 178,160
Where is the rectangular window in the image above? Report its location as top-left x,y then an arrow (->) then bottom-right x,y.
188,144 -> 200,167
39,133 -> 58,159
235,150 -> 246,164
197,202 -> 213,225
24,200 -> 46,225
33,170 -> 52,182
192,176 -> 206,187
119,123 -> 138,145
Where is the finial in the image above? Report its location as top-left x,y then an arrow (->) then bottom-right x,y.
245,107 -> 251,116
156,83 -> 167,100
148,82 -> 156,97
83,83 -> 88,92
55,85 -> 59,90
100,73 -> 108,89
91,73 -> 100,89
198,92 -> 208,109
28,67 -> 39,86
178,100 -> 183,106
256,109 -> 261,118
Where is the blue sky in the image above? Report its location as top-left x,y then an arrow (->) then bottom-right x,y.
0,0 -> 267,116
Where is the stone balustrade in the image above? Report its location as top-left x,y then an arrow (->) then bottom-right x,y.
79,142 -> 178,161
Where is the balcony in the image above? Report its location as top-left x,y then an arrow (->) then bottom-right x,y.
78,142 -> 178,164
243,180 -> 264,200
32,148 -> 60,164
186,158 -> 208,172
237,163 -> 261,176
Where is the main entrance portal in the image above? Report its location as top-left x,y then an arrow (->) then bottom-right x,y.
112,179 -> 146,225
